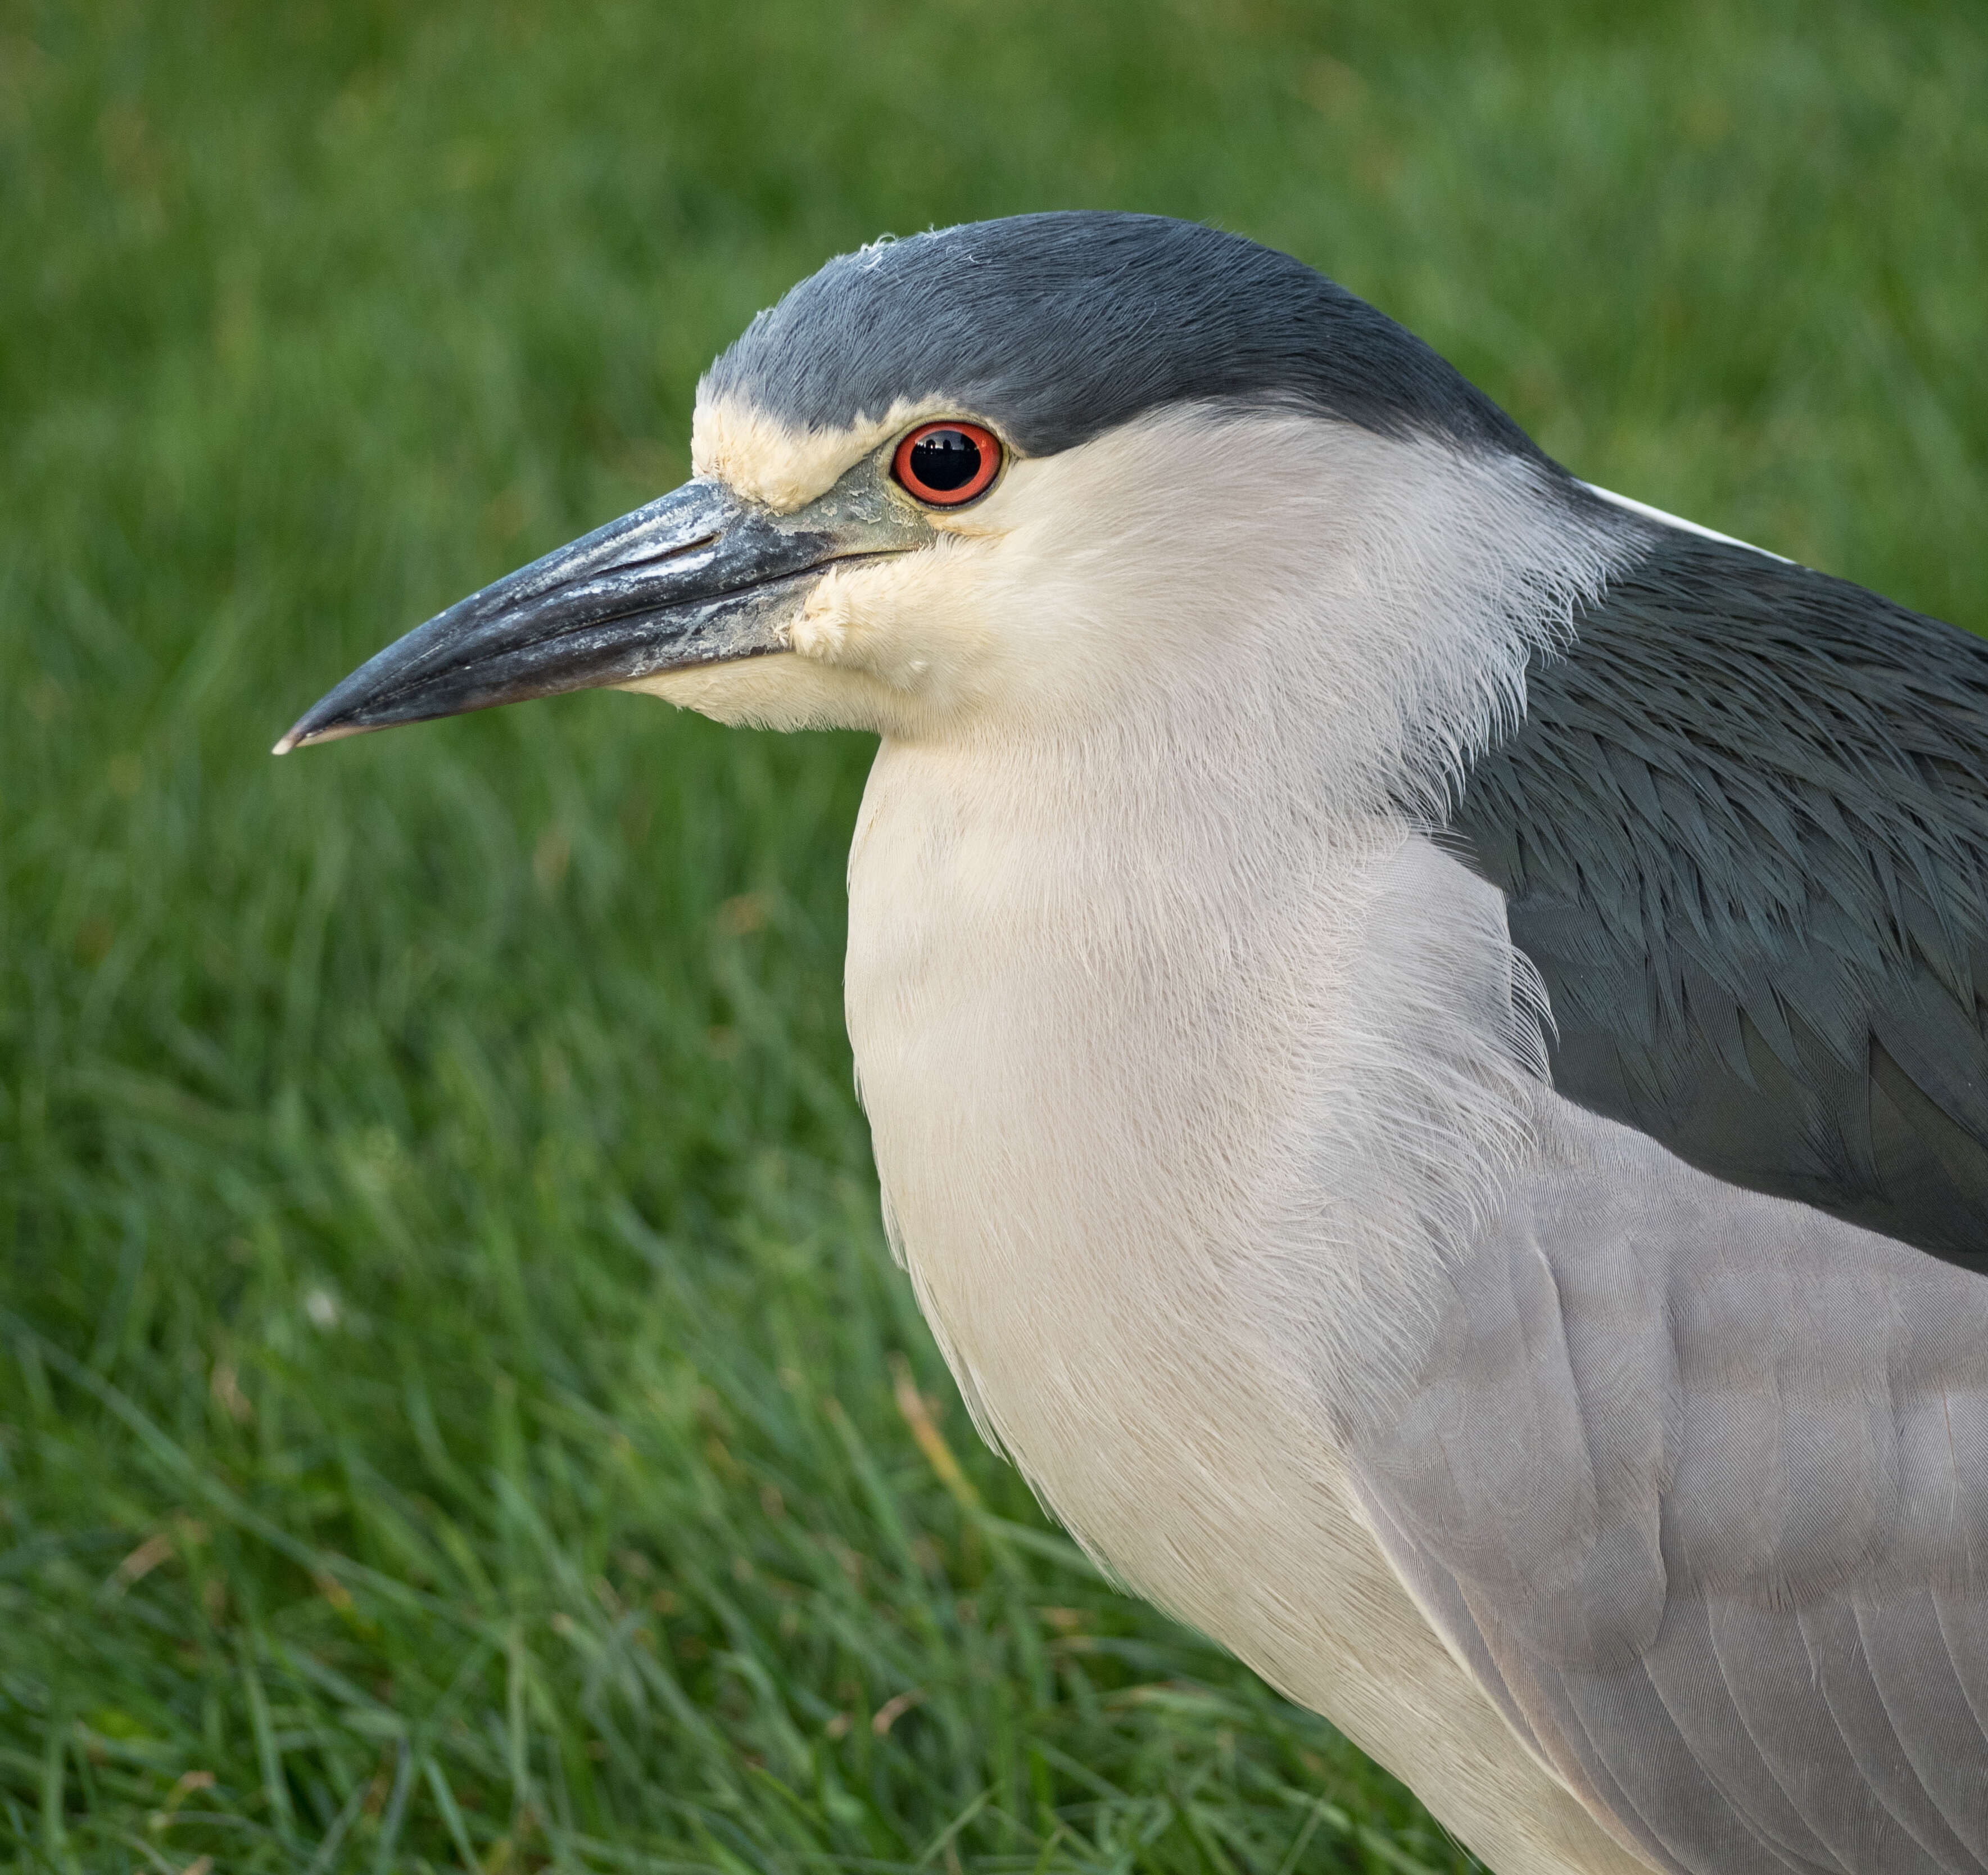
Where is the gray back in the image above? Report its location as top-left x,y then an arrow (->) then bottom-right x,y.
1452,528 -> 1988,1271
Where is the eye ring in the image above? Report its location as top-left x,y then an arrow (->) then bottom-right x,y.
892,420 -> 1002,507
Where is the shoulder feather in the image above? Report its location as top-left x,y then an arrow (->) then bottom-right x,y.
1452,526 -> 1988,1270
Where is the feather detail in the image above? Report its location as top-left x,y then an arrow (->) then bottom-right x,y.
1452,528 -> 1988,1269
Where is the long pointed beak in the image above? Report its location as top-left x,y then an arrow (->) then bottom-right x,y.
275,475 -> 918,753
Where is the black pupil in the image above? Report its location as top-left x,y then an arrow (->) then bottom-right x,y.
909,428 -> 981,491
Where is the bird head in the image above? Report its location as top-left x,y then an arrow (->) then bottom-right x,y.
278,212 -> 1614,799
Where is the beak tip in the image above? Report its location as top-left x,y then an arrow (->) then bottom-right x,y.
271,715 -> 379,755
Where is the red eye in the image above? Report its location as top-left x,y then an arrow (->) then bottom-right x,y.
892,420 -> 1002,506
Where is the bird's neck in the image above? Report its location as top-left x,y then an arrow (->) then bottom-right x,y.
843,728 -> 1548,1477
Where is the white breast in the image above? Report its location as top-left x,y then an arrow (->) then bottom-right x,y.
843,733 -> 1650,1875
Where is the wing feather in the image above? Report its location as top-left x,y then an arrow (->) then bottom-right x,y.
1342,1121 -> 1988,1875
1451,529 -> 1988,1269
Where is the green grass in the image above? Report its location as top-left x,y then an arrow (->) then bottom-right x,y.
3,1 -> 1986,1868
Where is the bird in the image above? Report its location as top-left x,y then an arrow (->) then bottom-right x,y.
278,211 -> 1988,1875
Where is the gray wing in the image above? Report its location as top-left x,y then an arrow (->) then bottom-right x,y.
1346,1124 -> 1988,1875
1450,527 -> 1988,1272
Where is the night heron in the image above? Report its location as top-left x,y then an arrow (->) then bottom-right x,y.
279,213 -> 1988,1875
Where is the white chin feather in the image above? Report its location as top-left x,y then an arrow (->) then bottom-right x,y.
618,655 -> 906,733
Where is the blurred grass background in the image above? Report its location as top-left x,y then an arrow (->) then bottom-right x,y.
2,0 -> 1985,1868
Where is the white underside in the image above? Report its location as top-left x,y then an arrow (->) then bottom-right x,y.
843,751 -> 1650,1875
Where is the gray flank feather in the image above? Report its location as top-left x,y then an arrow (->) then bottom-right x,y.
1341,1145 -> 1988,1875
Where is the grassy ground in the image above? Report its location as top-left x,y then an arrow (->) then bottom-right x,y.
3,1 -> 1986,1868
